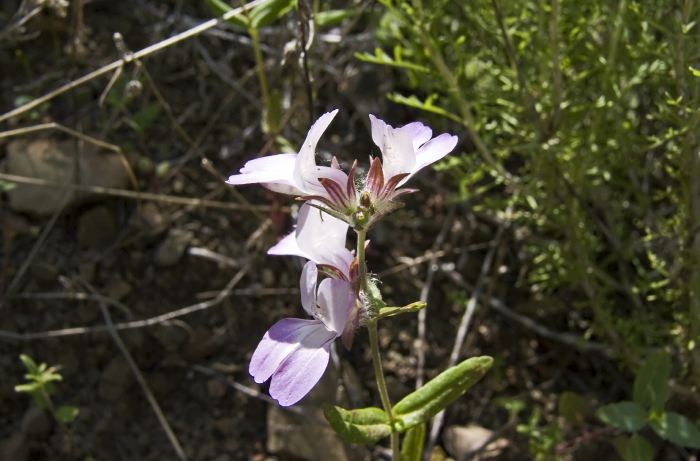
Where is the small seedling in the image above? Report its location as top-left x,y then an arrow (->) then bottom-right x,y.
15,354 -> 79,425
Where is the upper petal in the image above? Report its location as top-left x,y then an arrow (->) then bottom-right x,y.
399,121 -> 432,150
267,231 -> 307,259
300,261 -> 318,316
294,109 -> 339,192
295,202 -> 353,276
411,133 -> 458,178
249,318 -> 327,385
269,332 -> 334,406
227,153 -> 302,195
369,114 -> 416,179
315,278 -> 355,335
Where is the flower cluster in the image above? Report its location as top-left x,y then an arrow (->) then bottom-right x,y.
228,110 -> 457,406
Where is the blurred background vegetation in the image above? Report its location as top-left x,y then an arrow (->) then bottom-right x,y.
1,0 -> 699,460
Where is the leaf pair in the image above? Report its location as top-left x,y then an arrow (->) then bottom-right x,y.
206,0 -> 296,30
324,356 -> 493,444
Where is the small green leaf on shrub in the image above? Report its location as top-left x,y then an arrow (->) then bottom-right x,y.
613,434 -> 654,461
558,391 -> 593,425
323,405 -> 392,444
400,423 -> 425,461
55,406 -> 80,424
19,354 -> 39,373
377,302 -> 426,319
393,356 -> 493,431
316,9 -> 353,28
596,401 -> 647,432
205,0 -> 249,28
633,349 -> 671,412
250,0 -> 296,29
650,412 -> 700,449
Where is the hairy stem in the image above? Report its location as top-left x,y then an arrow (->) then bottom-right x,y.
356,228 -> 400,460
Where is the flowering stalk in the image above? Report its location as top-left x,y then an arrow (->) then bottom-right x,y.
356,226 -> 400,459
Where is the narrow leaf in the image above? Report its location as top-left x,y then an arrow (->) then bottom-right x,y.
633,349 -> 671,412
323,405 -> 392,444
401,423 -> 425,461
315,9 -> 353,27
377,302 -> 426,319
205,0 -> 249,28
650,412 -> 700,449
250,0 -> 296,29
19,354 -> 39,373
596,401 -> 647,432
393,356 -> 493,430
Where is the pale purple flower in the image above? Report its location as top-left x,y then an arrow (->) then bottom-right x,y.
368,114 -> 458,185
226,109 -> 350,201
249,262 -> 355,406
268,201 -> 354,279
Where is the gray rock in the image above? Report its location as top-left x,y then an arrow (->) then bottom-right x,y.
265,363 -> 367,461
155,229 -> 192,267
443,425 -> 509,461
20,407 -> 51,438
77,206 -> 117,248
5,138 -> 130,215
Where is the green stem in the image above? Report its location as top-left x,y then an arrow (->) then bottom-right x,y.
356,228 -> 400,460
249,26 -> 273,135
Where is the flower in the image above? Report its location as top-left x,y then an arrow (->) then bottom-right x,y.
226,109 -> 350,201
268,201 -> 354,280
368,114 -> 458,185
249,262 -> 355,406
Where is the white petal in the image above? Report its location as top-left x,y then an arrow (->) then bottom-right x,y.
315,278 -> 355,334
369,115 -> 416,179
227,153 -> 302,195
249,318 -> 326,384
411,133 -> 458,176
300,262 -> 318,316
400,122 -> 432,150
294,110 -> 339,192
295,202 -> 353,276
267,231 -> 308,259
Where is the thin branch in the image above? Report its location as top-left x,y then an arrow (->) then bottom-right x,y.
0,0 -> 267,124
0,263 -> 251,341
0,173 -> 273,211
83,281 -> 188,461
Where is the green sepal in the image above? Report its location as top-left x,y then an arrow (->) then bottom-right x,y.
650,411 -> 700,449
377,302 -> 426,320
323,405 -> 392,444
633,349 -> 671,413
393,356 -> 493,431
596,401 -> 647,432
400,423 -> 425,461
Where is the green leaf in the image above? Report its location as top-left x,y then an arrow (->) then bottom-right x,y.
377,302 -> 426,319
14,383 -> 38,394
315,9 -> 353,28
393,356 -> 493,431
400,423 -> 425,461
650,412 -> 700,449
626,434 -> 654,461
596,401 -> 647,432
355,48 -> 430,73
250,0 -> 296,29
689,65 -> 700,77
633,349 -> 671,412
205,0 -> 249,28
323,405 -> 392,444
0,179 -> 16,192
55,406 -> 80,424
19,354 -> 39,373
387,93 -> 462,123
